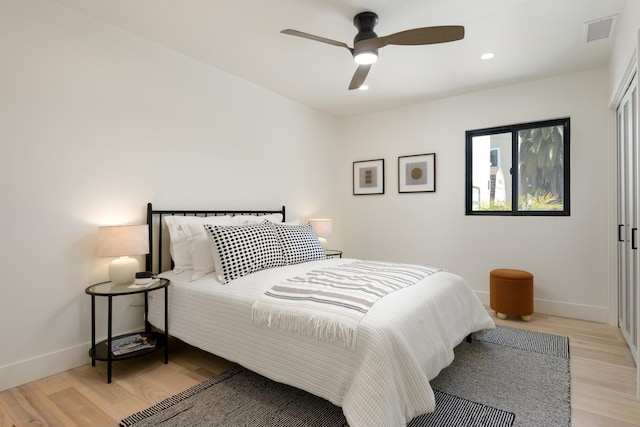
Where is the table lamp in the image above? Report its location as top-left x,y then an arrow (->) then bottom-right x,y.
98,225 -> 149,285
309,218 -> 332,249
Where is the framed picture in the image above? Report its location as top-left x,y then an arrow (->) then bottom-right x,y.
398,153 -> 436,193
353,159 -> 384,195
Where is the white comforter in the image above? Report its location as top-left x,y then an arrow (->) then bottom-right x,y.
147,258 -> 494,427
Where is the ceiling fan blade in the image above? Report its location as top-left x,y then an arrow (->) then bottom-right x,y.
281,29 -> 352,52
348,64 -> 371,90
365,25 -> 465,49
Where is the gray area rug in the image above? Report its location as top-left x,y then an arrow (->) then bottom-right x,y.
120,326 -> 570,427
431,327 -> 570,427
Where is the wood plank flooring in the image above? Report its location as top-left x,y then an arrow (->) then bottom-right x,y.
0,309 -> 638,426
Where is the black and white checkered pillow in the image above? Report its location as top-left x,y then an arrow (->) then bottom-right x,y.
274,223 -> 327,265
204,222 -> 285,284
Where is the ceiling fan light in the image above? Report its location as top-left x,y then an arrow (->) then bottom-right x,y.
354,51 -> 378,65
359,84 -> 369,91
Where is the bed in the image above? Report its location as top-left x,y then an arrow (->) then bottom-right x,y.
144,203 -> 495,427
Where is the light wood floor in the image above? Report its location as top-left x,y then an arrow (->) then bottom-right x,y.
1,309 -> 639,426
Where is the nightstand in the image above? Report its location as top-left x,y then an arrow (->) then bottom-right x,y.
85,278 -> 169,383
325,249 -> 343,258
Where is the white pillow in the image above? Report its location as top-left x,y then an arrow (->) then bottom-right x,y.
204,222 -> 285,284
181,223 -> 217,280
232,213 -> 283,225
262,217 -> 300,226
163,215 -> 233,271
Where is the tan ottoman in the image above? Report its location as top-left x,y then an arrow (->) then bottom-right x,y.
490,268 -> 534,321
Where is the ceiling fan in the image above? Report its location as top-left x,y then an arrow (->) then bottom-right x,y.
281,11 -> 465,90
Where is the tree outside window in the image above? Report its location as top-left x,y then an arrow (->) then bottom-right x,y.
465,118 -> 570,216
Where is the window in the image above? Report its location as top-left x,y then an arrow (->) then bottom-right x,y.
465,118 -> 570,216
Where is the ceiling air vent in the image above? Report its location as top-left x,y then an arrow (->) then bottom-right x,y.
584,15 -> 618,43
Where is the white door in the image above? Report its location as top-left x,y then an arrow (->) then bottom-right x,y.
617,74 -> 638,364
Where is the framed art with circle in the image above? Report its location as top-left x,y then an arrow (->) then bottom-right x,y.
398,153 -> 435,193
353,159 -> 384,195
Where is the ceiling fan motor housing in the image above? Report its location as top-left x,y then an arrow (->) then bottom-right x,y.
353,11 -> 379,43
353,11 -> 379,64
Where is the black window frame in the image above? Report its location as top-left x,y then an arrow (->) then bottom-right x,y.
465,117 -> 570,216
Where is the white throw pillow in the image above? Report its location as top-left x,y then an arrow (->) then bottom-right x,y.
232,213 -> 283,225
163,215 -> 233,271
182,222 -> 217,280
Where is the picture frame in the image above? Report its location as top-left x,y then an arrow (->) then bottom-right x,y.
398,153 -> 436,193
353,159 -> 384,195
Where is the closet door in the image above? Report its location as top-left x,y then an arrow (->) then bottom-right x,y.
617,74 -> 638,363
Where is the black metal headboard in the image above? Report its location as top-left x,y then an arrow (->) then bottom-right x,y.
145,202 -> 286,273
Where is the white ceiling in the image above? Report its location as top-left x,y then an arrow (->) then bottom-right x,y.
52,0 -> 626,118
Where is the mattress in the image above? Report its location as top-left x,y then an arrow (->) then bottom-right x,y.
147,258 -> 494,427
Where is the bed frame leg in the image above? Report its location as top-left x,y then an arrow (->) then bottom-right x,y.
466,333 -> 472,343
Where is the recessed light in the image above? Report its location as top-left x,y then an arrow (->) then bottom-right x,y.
481,52 -> 495,60
359,85 -> 369,91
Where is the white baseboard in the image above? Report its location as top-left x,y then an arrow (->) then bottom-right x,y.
0,343 -> 89,392
474,291 -> 610,324
0,327 -> 143,392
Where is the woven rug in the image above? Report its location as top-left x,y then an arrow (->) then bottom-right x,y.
120,326 -> 570,427
432,327 -> 570,427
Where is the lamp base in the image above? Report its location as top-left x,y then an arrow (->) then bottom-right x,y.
318,237 -> 328,250
109,256 -> 139,285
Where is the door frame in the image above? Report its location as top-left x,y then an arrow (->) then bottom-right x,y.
609,51 -> 639,400
610,53 -> 637,326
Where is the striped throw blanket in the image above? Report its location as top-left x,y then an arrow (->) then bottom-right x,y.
252,261 -> 442,350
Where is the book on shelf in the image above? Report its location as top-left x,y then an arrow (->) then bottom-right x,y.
111,333 -> 156,355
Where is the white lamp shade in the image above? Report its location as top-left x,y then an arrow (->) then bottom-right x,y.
98,225 -> 149,257
309,219 -> 332,250
98,225 -> 149,285
308,219 -> 333,238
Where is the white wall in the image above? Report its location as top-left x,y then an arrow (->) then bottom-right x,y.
3,0 -> 637,393
609,0 -> 640,103
0,0 -> 340,391
339,68 -> 610,323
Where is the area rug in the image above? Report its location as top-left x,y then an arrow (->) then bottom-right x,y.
120,326 -> 570,427
431,327 -> 571,427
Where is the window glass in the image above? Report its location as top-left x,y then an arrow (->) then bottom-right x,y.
466,118 -> 570,216
517,125 -> 565,211
469,132 -> 512,211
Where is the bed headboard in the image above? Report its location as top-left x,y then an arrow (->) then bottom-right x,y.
145,202 -> 286,273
